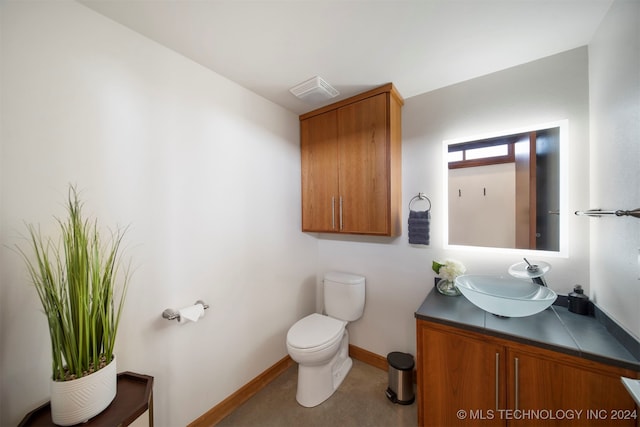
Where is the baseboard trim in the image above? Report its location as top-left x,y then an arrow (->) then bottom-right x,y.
188,355 -> 295,427
349,344 -> 388,371
350,344 -> 417,384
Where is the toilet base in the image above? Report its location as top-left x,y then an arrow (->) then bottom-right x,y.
295,331 -> 352,407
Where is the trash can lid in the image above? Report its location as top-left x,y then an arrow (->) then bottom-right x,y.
387,352 -> 414,370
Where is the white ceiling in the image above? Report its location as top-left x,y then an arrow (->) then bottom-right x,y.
80,0 -> 614,115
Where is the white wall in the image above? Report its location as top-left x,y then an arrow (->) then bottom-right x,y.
589,0 -> 640,339
317,47 -> 591,358
0,2 -> 317,426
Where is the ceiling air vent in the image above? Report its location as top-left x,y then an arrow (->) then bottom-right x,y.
289,76 -> 339,103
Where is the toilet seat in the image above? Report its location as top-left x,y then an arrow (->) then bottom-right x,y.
287,313 -> 346,351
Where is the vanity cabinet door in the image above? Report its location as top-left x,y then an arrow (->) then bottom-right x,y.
417,320 -> 506,427
507,346 -> 639,427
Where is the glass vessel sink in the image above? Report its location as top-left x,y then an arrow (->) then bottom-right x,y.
454,274 -> 557,317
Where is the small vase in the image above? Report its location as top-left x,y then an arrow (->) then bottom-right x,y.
50,355 -> 117,426
436,278 -> 461,296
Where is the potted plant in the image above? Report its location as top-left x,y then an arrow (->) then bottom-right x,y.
16,185 -> 130,425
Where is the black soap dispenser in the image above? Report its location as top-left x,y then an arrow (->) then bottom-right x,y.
568,285 -> 589,315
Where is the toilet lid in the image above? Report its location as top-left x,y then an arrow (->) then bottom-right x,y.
287,313 -> 346,350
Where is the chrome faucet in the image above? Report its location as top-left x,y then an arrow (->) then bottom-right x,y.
523,258 -> 548,287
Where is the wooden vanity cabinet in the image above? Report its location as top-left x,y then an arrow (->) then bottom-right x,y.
417,322 -> 505,427
417,320 -> 639,427
507,346 -> 638,427
300,83 -> 403,236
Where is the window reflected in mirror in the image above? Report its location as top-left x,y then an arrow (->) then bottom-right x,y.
447,124 -> 562,251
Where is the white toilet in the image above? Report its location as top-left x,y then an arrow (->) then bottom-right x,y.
286,272 -> 365,407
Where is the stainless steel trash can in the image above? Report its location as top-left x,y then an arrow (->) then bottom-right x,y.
385,351 -> 415,405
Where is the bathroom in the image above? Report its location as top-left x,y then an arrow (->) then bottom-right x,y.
1,1 -> 638,426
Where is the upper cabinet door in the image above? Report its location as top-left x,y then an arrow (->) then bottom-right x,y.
301,110 -> 339,232
338,93 -> 389,234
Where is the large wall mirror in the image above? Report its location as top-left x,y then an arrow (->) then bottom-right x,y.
444,120 -> 568,254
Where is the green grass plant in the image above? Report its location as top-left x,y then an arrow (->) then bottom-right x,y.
17,185 -> 130,381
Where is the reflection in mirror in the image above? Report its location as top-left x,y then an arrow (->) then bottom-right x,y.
446,122 -> 564,252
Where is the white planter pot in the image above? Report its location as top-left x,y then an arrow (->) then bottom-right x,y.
50,356 -> 117,426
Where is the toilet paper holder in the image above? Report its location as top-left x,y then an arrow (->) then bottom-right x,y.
162,300 -> 209,321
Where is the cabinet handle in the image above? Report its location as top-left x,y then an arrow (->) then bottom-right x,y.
495,353 -> 500,411
514,357 -> 519,411
331,197 -> 336,230
339,197 -> 343,230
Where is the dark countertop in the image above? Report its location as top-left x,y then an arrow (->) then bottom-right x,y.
415,288 -> 640,372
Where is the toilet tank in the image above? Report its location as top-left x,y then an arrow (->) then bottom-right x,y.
324,272 -> 365,321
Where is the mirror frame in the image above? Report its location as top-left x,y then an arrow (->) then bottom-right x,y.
443,119 -> 569,257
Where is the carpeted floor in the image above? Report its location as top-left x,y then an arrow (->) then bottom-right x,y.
216,359 -> 417,427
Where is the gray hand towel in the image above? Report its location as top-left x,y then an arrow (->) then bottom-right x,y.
408,210 -> 430,245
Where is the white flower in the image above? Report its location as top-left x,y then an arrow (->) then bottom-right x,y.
433,259 -> 466,281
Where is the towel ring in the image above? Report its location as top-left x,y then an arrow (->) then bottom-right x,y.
409,193 -> 431,211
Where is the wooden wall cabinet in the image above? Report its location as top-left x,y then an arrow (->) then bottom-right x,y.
417,320 -> 639,427
300,83 -> 403,236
